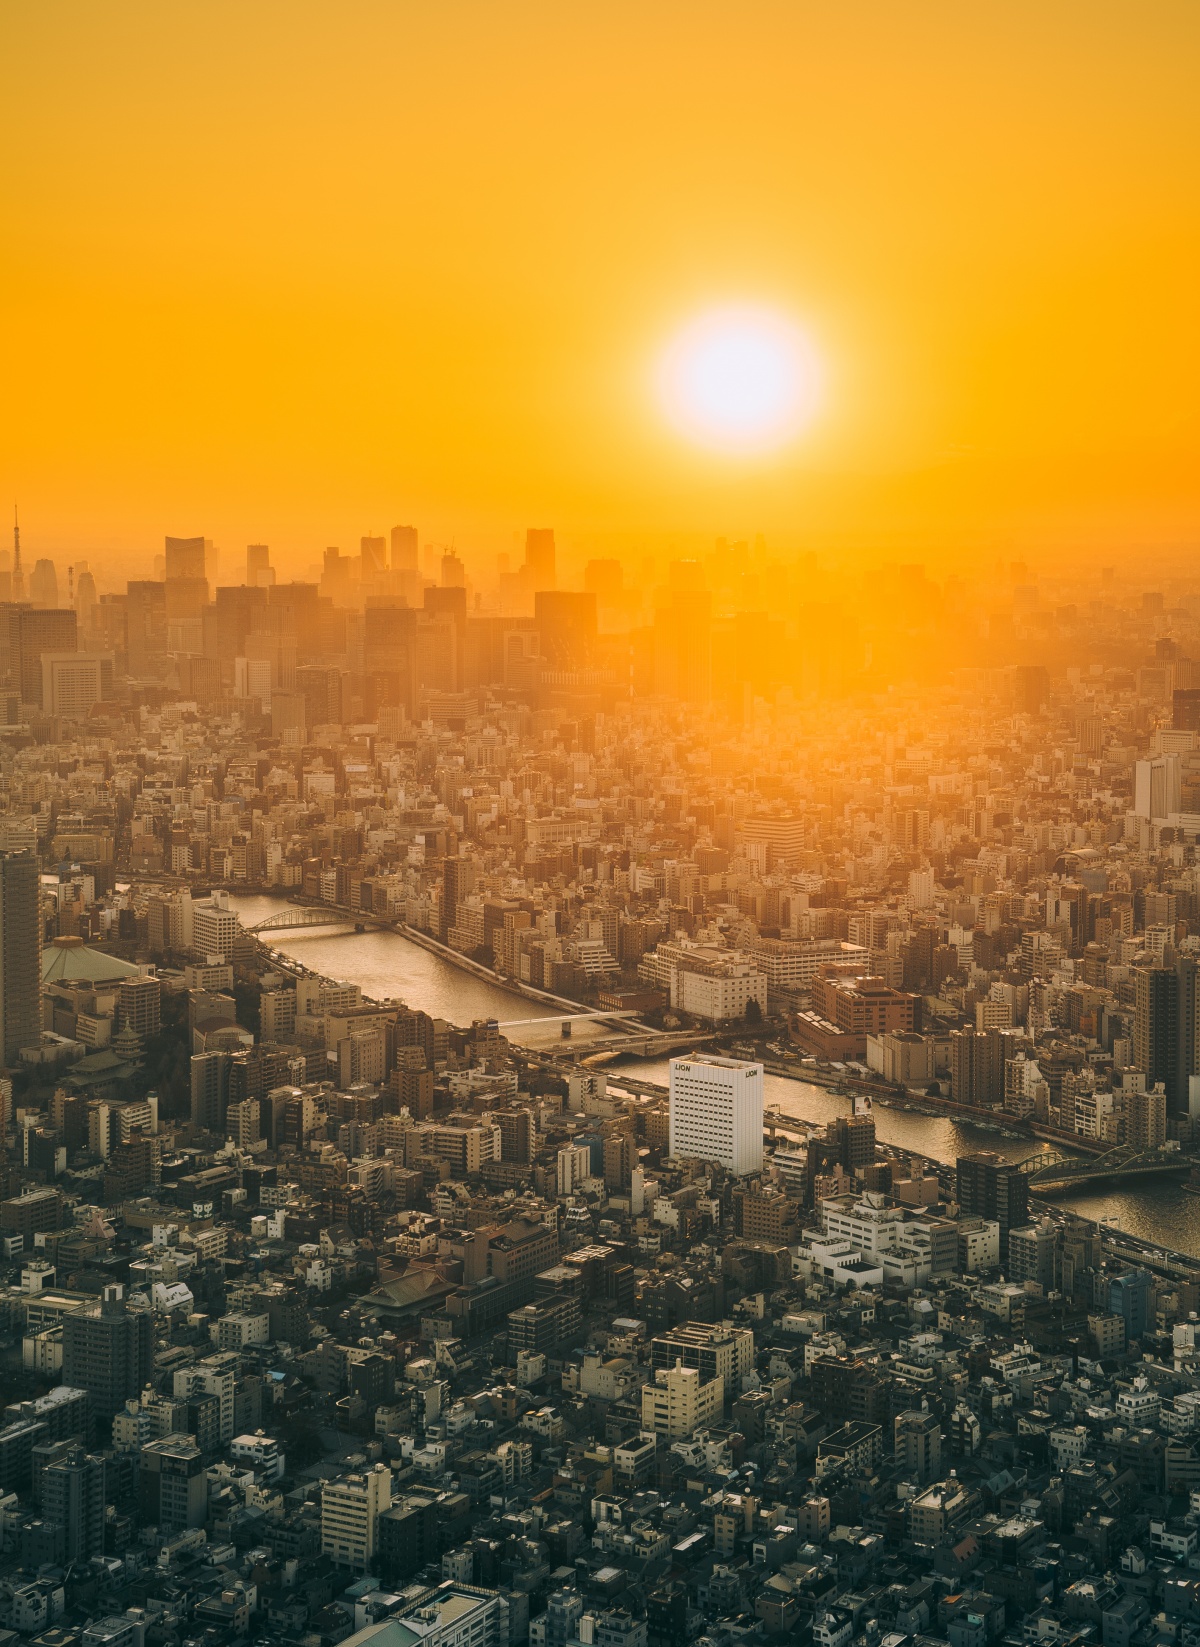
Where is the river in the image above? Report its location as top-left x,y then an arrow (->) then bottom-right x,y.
227,896 -> 1200,1255
227,893 -> 613,1051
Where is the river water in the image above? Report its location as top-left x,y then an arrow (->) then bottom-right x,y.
228,896 -> 1200,1255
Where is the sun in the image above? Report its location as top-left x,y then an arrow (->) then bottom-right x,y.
657,304 -> 823,454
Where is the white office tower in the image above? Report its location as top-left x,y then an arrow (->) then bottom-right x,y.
669,1054 -> 763,1175
1134,754 -> 1181,820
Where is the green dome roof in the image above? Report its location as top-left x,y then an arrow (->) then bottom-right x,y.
41,936 -> 141,985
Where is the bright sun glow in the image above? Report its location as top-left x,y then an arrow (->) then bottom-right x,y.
657,304 -> 823,453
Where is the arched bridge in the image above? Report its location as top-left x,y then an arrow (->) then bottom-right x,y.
1016,1142 -> 1194,1191
248,908 -> 375,935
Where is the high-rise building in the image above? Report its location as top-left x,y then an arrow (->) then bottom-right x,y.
440,855 -> 473,944
603,1131 -> 637,1190
894,1405 -> 942,1484
173,1352 -> 238,1441
192,891 -> 242,962
1007,1221 -> 1057,1289
535,590 -> 597,673
118,974 -> 161,1040
226,1097 -> 261,1148
377,1491 -> 442,1585
1109,1270 -> 1152,1341
361,535 -> 386,576
390,524 -> 418,572
191,1051 -> 230,1133
295,665 -> 344,729
955,1153 -> 1028,1266
246,543 -> 272,586
557,1143 -> 592,1195
139,1433 -> 206,1533
640,1360 -> 723,1440
29,558 -> 59,607
124,581 -> 167,675
654,589 -> 712,703
1134,965 -> 1181,1109
422,585 -> 467,692
62,1285 -> 154,1419
1174,688 -> 1200,731
1133,754 -> 1181,820
669,1054 -> 763,1175
949,1027 -> 1005,1108
321,1463 -> 393,1568
523,527 -> 556,590
0,849 -> 42,1066
1127,1083 -> 1167,1149
41,1445 -> 107,1562
830,1107 -> 876,1172
1,604 -> 78,707
165,536 -> 207,581
40,652 -> 113,718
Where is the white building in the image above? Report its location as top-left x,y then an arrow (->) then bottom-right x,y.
192,892 -> 242,963
556,1143 -> 592,1195
337,1587 -> 503,1647
668,1054 -> 763,1175
230,1432 -> 284,1480
1135,755 -> 1181,820
321,1463 -> 393,1569
173,1353 -> 238,1441
819,1192 -> 906,1257
41,653 -> 113,719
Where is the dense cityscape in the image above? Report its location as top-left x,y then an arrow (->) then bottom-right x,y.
2,528 -> 1200,1647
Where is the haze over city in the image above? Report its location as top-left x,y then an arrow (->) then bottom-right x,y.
4,10 -> 1200,1647
4,2 -> 1199,570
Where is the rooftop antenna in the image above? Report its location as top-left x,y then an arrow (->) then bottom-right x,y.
11,507 -> 24,600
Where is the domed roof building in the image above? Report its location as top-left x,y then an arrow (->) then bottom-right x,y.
41,935 -> 140,987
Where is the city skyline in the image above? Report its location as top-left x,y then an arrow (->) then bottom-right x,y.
3,2 -> 1199,563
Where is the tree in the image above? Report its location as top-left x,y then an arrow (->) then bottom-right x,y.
744,996 -> 763,1027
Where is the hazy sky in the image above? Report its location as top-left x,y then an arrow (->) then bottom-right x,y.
3,2 -> 1198,574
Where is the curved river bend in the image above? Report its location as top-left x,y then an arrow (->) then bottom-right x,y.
227,895 -> 1200,1255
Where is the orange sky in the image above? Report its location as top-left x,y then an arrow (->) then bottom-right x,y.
2,1 -> 1199,577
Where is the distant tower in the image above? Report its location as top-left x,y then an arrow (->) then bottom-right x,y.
30,558 -> 59,608
390,525 -> 418,573
11,509 -> 24,601
0,849 -> 42,1065
523,527 -> 556,590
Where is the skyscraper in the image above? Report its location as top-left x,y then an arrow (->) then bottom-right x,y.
1,604 -> 78,707
0,849 -> 42,1066
955,1152 -> 1028,1266
30,558 -> 59,607
62,1285 -> 154,1419
669,1054 -> 763,1175
163,535 -> 210,650
535,590 -> 597,673
164,535 -> 207,581
1134,965 -> 1181,1109
360,534 -> 386,576
1133,754 -> 1181,820
390,524 -> 418,572
523,527 -> 556,590
440,855 -> 471,945
191,1051 -> 230,1133
246,543 -> 272,586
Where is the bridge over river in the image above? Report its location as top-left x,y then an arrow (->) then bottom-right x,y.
1015,1141 -> 1195,1192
